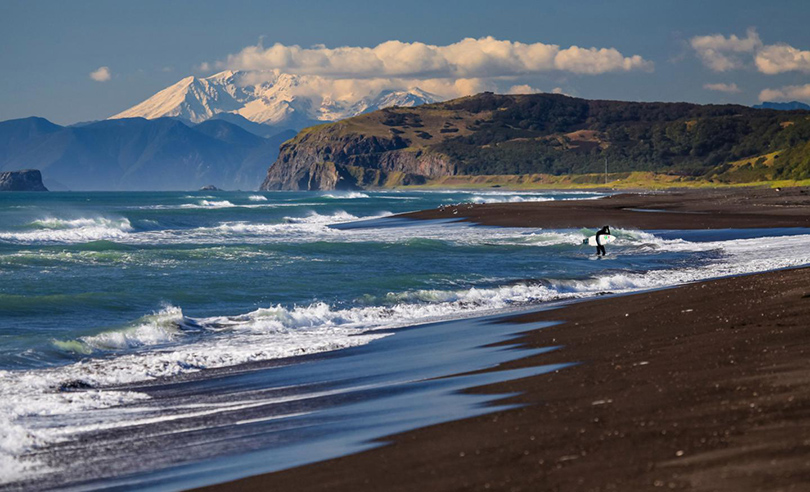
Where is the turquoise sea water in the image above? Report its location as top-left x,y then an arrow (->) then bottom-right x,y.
0,189 -> 808,489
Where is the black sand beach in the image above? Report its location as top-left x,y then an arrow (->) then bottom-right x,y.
400,187 -> 810,230
199,187 -> 810,492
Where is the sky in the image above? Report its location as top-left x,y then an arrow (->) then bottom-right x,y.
2,0 -> 810,124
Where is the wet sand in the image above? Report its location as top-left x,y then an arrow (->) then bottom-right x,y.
199,270 -> 810,491
197,188 -> 810,492
399,187 -> 810,229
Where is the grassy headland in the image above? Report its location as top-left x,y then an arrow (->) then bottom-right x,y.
262,92 -> 810,190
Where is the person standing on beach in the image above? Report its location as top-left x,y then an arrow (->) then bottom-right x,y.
596,225 -> 610,257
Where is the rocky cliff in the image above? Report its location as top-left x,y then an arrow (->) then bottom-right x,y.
261,119 -> 457,190
0,169 -> 48,191
260,92 -> 810,190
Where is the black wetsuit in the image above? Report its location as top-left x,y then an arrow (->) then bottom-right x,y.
595,226 -> 610,256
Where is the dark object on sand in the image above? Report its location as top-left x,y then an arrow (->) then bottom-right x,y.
58,379 -> 94,392
0,169 -> 48,191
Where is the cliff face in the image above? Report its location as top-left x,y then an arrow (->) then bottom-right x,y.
261,124 -> 457,190
0,170 -> 48,191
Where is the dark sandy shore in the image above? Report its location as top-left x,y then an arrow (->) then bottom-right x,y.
199,267 -> 810,492
399,187 -> 810,229
198,188 -> 810,492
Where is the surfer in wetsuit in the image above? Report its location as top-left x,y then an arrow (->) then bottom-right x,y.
595,225 -> 610,257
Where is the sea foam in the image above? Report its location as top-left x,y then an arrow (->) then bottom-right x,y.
0,217 -> 133,244
2,213 -> 809,482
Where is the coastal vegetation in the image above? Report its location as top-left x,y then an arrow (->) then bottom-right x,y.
262,92 -> 810,190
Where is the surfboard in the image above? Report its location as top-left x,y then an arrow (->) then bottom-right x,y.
587,234 -> 616,247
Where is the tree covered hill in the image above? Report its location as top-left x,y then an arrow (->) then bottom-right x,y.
262,92 -> 810,190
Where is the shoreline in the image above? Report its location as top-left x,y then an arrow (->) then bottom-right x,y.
398,186 -> 810,229
196,188 -> 810,491
198,265 -> 810,491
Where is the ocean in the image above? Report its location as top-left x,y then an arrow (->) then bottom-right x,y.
1,189 -> 808,490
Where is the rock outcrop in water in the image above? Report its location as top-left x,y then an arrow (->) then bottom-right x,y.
0,169 -> 48,191
261,92 -> 810,190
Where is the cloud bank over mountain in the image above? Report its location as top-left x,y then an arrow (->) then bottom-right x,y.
209,36 -> 652,100
219,36 -> 652,78
109,37 -> 652,130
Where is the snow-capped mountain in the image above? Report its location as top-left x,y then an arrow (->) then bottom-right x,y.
110,71 -> 441,130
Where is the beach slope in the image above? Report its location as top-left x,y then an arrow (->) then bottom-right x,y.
400,187 -> 810,229
199,265 -> 810,491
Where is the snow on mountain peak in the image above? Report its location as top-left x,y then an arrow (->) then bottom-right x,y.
109,71 -> 442,129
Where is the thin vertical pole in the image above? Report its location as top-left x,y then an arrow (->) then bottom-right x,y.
604,156 -> 607,185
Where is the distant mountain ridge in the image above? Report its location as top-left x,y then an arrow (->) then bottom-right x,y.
0,116 -> 294,190
110,70 -> 441,132
753,101 -> 810,111
261,92 -> 810,190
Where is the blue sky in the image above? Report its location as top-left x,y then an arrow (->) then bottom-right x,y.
2,0 -> 810,124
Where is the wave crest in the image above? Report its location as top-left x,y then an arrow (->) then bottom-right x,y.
0,217 -> 133,244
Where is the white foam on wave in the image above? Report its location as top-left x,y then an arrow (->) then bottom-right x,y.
181,200 -> 236,209
248,195 -> 268,202
72,306 -> 185,351
321,192 -> 370,199
1,229 -> 809,481
469,195 -> 554,204
0,217 -> 133,244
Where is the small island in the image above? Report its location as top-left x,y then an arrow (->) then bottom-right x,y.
0,169 -> 48,191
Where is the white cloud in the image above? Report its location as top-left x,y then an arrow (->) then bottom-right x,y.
691,28 -> 810,75
507,84 -> 542,94
554,46 -> 650,74
758,84 -> 810,102
552,87 -> 566,95
218,36 -> 652,78
89,66 -> 111,82
235,71 -> 496,101
690,28 -> 761,71
703,82 -> 741,93
755,44 -> 810,74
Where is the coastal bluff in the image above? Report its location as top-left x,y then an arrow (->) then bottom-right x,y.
0,169 -> 48,191
260,92 -> 810,191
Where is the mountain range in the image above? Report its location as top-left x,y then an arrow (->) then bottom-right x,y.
753,101 -> 810,111
111,70 -> 441,134
0,116 -> 294,190
0,71 -> 441,191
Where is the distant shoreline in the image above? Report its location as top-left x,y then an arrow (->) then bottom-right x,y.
391,172 -> 810,191
397,186 -> 810,229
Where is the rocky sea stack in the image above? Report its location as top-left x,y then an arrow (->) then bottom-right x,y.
0,169 -> 48,191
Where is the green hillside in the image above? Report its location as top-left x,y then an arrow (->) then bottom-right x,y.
262,92 -> 810,190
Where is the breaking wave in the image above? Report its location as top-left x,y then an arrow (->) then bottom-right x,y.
180,200 -> 237,209
0,217 -> 133,244
469,195 -> 554,204
1,229 -> 809,480
321,192 -> 370,199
